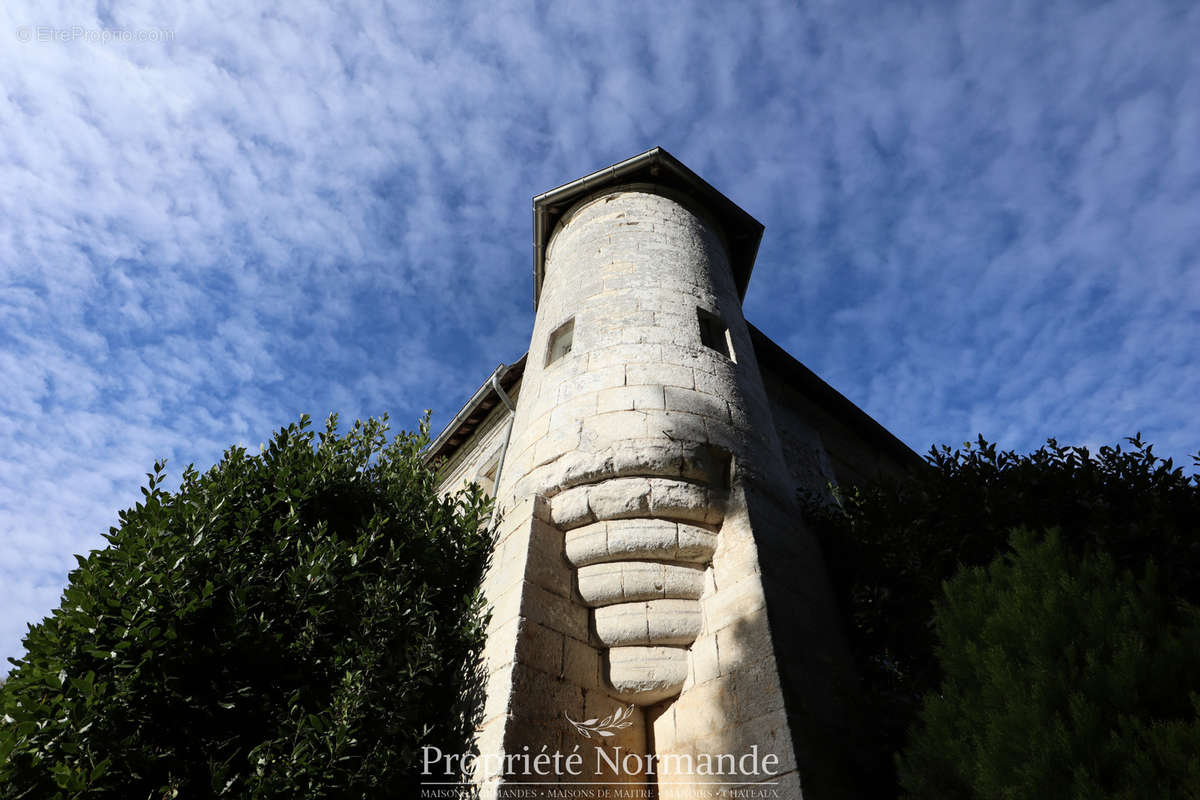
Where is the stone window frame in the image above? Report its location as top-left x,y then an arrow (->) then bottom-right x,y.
474,448 -> 503,498
545,316 -> 575,367
697,307 -> 735,362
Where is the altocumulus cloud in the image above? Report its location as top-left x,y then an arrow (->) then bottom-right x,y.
1,0 -> 1197,668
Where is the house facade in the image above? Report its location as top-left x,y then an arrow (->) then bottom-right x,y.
426,148 -> 918,798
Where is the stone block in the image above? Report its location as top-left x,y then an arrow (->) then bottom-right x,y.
587,476 -> 651,520
595,599 -> 703,647
708,708 -> 797,778
581,409 -> 648,444
691,633 -> 721,684
647,478 -> 716,524
596,384 -> 666,414
486,578 -> 525,633
714,604 -> 774,675
496,494 -> 538,539
675,524 -> 719,562
661,563 -> 706,600
607,645 -> 688,704
578,561 -> 704,604
556,365 -> 627,404
605,519 -> 679,561
640,409 -> 710,446
594,602 -> 649,646
713,528 -> 762,580
692,367 -> 742,401
645,599 -> 703,645
671,339 -> 731,371
729,654 -> 785,722
533,428 -> 579,468
575,562 -> 624,606
508,662 -> 584,725
653,309 -> 695,334
702,417 -> 747,459
548,392 -> 598,430
514,619 -> 564,676
580,691 -> 648,778
524,519 -> 571,598
470,718 -> 507,784
549,449 -> 614,490
627,362 -> 693,389
549,485 -> 595,530
519,410 -> 551,445
483,610 -> 520,653
480,662 -> 515,726
672,679 -> 737,742
530,493 -> 553,524
633,286 -> 687,312
606,439 -> 688,480
648,702 -> 677,751
596,309 -> 656,333
618,324 -> 676,346
563,636 -> 600,688
521,581 -> 590,641
706,570 -> 769,626
563,522 -> 608,567
702,488 -> 729,525
587,343 -> 661,370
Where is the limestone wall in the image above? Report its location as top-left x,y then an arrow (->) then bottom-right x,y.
434,380 -> 522,498
756,337 -> 920,492
761,378 -> 840,504
461,185 -> 858,798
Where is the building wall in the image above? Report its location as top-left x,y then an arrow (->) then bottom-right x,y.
759,371 -> 840,504
427,163 -> 918,797
454,186 -> 850,797
430,325 -> 912,799
759,362 -> 916,490
434,380 -> 521,497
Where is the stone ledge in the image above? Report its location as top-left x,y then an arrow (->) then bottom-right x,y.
564,519 -> 718,567
549,477 -> 726,530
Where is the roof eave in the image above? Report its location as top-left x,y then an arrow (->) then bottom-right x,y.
423,354 -> 527,466
532,147 -> 763,309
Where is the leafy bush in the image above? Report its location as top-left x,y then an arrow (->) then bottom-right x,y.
801,436 -> 1200,795
0,415 -> 492,799
901,529 -> 1200,798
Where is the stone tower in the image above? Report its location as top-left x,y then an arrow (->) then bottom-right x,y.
426,148 -> 919,798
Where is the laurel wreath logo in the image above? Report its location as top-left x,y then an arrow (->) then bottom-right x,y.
564,703 -> 635,738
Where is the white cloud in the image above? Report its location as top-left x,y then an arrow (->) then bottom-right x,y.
1,0 -> 1197,668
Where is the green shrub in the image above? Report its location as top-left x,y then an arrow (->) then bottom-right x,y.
0,414 -> 492,799
801,436 -> 1200,795
901,529 -> 1200,799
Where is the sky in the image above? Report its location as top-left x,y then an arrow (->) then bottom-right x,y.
1,0 -> 1197,670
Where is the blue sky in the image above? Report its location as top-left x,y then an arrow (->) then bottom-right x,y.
1,0 -> 1197,669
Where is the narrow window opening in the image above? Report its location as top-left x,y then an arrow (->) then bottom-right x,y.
704,446 -> 734,490
697,308 -> 734,361
476,454 -> 500,498
546,317 -> 575,366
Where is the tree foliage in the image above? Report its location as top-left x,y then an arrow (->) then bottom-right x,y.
801,435 -> 1200,795
0,414 -> 492,799
900,529 -> 1200,799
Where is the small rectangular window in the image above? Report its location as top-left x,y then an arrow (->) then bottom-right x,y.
546,317 -> 575,366
697,307 -> 734,361
476,455 -> 500,497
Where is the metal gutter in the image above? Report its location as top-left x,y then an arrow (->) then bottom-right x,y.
486,371 -> 517,529
423,354 -> 526,466
532,148 -> 666,308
